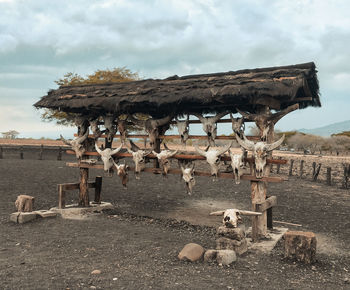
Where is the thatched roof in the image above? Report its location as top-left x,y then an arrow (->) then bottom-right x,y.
34,62 -> 320,117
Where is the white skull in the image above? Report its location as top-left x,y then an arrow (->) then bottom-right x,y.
95,143 -> 123,172
194,112 -> 227,146
113,161 -> 129,188
152,149 -> 178,176
210,209 -> 262,228
229,150 -> 246,184
236,134 -> 285,178
127,148 -> 150,179
103,114 -> 117,143
60,130 -> 89,159
179,162 -> 195,195
175,116 -> 190,145
195,142 -> 232,179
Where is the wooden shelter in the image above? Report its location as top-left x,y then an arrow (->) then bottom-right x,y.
34,62 -> 320,241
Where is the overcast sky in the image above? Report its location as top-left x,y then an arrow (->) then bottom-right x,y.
1,0 -> 349,138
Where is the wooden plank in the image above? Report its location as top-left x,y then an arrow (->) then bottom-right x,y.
62,183 -> 80,191
65,162 -> 285,183
65,150 -> 287,165
256,196 -> 277,212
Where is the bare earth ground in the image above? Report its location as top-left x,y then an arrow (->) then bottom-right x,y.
0,145 -> 350,289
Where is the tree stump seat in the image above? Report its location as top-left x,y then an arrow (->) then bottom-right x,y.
284,231 -> 316,264
15,195 -> 35,212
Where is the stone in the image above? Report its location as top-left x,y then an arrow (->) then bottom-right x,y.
203,249 -> 218,263
217,226 -> 245,241
216,250 -> 237,265
91,270 -> 101,275
10,212 -> 37,224
284,231 -> 317,264
178,243 -> 205,262
216,237 -> 248,255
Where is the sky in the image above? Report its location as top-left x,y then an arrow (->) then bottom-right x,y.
1,0 -> 349,139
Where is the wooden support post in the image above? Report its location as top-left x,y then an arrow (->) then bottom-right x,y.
154,138 -> 161,168
251,181 -> 267,241
342,164 -> 350,189
94,176 -> 102,203
39,144 -> 43,160
289,159 -> 294,176
57,147 -> 62,161
299,160 -> 304,178
312,163 -> 321,181
284,231 -> 317,264
20,146 -> 24,159
276,157 -> 282,174
326,167 -> 332,186
312,162 -> 316,177
0,146 -> 3,159
58,184 -> 66,209
79,167 -> 89,207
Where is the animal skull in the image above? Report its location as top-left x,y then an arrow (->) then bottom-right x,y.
194,112 -> 228,146
89,117 -> 102,138
128,114 -> 173,149
74,115 -> 89,136
229,148 -> 246,184
175,115 -> 190,145
95,142 -> 123,173
194,142 -> 232,179
230,114 -> 245,138
113,161 -> 129,188
179,161 -> 195,195
235,134 -> 285,178
152,145 -> 178,176
60,129 -> 89,159
126,140 -> 151,179
210,209 -> 262,228
103,114 -> 117,143
117,118 -> 128,144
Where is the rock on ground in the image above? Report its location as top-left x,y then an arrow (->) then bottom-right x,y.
178,243 -> 205,262
216,250 -> 237,265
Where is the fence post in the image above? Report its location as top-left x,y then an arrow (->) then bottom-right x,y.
0,146 -> 3,159
289,159 -> 294,176
39,144 -> 43,160
342,164 -> 349,189
20,146 -> 24,159
312,163 -> 321,181
299,160 -> 304,178
312,162 -> 316,177
276,157 -> 282,174
57,147 -> 62,161
326,167 -> 332,185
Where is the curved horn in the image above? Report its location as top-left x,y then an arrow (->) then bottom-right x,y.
238,210 -> 262,216
155,114 -> 173,127
186,114 -> 189,122
230,113 -> 234,122
167,150 -> 178,158
152,151 -> 159,157
216,141 -> 233,156
60,135 -> 71,146
129,139 -> 140,152
193,113 -> 205,122
236,108 -> 253,120
111,143 -> 123,155
95,142 -> 102,154
265,134 -> 285,152
213,111 -> 228,122
235,134 -> 255,151
163,143 -> 170,150
194,145 -> 207,157
209,210 -> 225,216
76,129 -> 89,144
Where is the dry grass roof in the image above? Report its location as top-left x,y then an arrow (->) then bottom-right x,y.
34,62 -> 320,117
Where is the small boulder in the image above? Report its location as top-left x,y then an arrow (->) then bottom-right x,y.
204,249 -> 218,263
216,250 -> 237,265
217,226 -> 245,241
178,243 -> 205,262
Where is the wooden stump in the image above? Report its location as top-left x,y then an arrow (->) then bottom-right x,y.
79,167 -> 89,207
284,231 -> 316,264
15,195 -> 35,212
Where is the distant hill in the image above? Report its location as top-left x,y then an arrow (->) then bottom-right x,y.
299,120 -> 350,137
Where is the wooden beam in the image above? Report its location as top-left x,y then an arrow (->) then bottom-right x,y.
65,162 -> 285,183
256,196 -> 277,212
65,150 -> 287,165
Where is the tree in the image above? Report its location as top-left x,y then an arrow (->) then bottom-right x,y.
1,130 -> 19,139
40,67 -> 139,125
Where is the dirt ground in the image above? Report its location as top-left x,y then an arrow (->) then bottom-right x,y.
0,146 -> 350,289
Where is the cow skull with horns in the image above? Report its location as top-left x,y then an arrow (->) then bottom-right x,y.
95,142 -> 123,175
103,114 -> 117,143
175,115 -> 190,145
194,142 -> 232,180
193,112 -> 228,146
210,209 -> 262,228
89,117 -> 102,139
230,114 -> 245,138
152,144 -> 178,176
126,140 -> 151,179
229,148 -> 247,184
128,114 -> 173,149
60,130 -> 90,159
74,115 -> 89,137
235,134 -> 285,178
179,160 -> 196,195
113,160 -> 129,188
